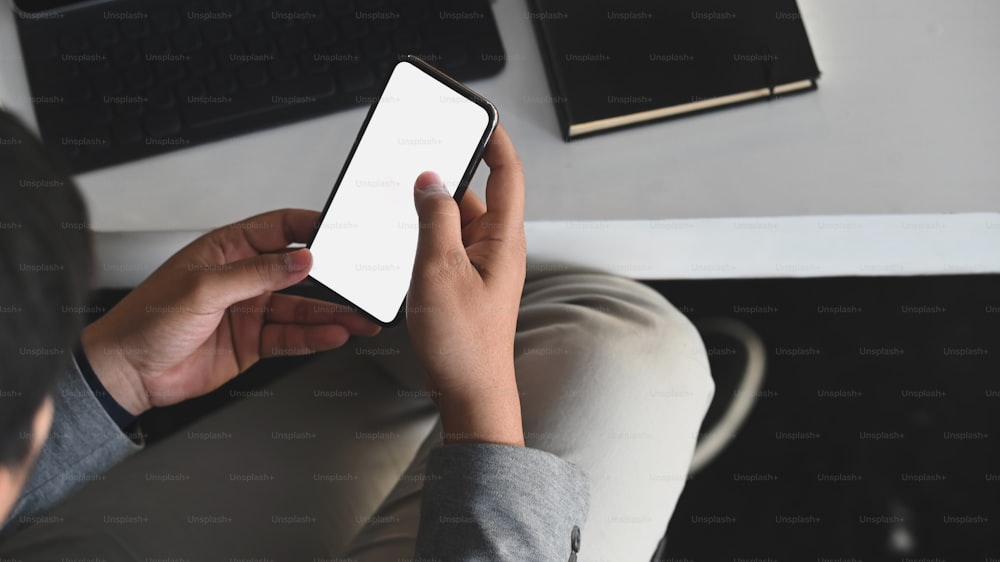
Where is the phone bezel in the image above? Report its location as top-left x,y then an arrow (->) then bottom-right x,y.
305,55 -> 499,326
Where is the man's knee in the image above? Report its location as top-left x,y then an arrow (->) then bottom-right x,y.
517,271 -> 714,405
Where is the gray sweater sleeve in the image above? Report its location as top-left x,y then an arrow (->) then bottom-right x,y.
415,443 -> 589,561
2,357 -> 143,531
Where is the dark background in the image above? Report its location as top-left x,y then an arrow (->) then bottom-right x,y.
650,275 -> 998,562
92,274 -> 1000,560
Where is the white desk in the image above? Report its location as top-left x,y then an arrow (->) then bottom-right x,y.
1,0 -> 998,286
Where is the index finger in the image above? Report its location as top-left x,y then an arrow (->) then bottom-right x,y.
482,124 -> 525,227
458,188 -> 486,227
220,209 -> 321,255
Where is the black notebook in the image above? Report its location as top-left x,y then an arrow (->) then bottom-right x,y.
527,0 -> 821,139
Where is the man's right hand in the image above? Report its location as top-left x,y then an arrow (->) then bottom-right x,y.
406,124 -> 527,447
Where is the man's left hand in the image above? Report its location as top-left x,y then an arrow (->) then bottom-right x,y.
81,209 -> 380,415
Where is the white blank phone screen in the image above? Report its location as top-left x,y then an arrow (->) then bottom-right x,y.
309,61 -> 491,324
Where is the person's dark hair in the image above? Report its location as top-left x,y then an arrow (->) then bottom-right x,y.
0,110 -> 92,467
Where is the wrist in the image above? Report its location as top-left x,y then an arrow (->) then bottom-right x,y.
74,342 -> 139,431
80,322 -> 151,416
437,382 -> 525,447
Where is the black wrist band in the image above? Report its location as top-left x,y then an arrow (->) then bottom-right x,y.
74,342 -> 138,431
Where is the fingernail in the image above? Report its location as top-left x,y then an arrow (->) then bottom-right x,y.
284,248 -> 311,272
416,172 -> 445,193
418,184 -> 446,198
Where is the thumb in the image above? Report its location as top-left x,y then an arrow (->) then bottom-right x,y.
200,248 -> 312,307
413,171 -> 466,274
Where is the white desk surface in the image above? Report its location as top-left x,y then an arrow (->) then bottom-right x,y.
1,0 -> 998,284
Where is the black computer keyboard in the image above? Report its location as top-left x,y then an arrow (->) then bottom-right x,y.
15,0 -> 505,172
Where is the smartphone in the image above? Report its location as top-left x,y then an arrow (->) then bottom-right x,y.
306,56 -> 499,325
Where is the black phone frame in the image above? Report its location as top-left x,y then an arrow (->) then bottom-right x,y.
305,55 -> 499,326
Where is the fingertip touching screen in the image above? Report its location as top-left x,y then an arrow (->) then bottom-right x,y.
308,60 -> 494,324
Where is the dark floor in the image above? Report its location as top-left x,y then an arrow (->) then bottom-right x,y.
91,274 -> 999,560
648,275 -> 999,562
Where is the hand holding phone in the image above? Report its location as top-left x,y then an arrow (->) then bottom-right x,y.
307,57 -> 526,444
307,56 -> 498,325
405,124 -> 527,446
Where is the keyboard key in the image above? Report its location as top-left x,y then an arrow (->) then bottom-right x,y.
91,70 -> 124,96
320,41 -> 361,62
125,66 -> 155,90
181,1 -> 212,16
112,120 -> 144,145
47,61 -> 80,81
299,50 -> 329,73
79,126 -> 112,152
60,142 -> 82,159
206,71 -> 238,94
183,74 -> 335,128
155,60 -> 185,82
278,30 -> 308,54
202,21 -> 233,45
144,111 -> 182,138
432,0 -> 465,9
264,11 -> 295,31
59,31 -> 90,54
90,23 -> 121,48
293,0 -> 324,13
114,98 -> 146,117
120,18 -> 151,40
362,36 -> 390,59
216,43 -> 246,67
82,54 -> 113,74
340,18 -> 369,40
336,63 -> 374,92
61,78 -> 92,103
211,0 -> 242,16
395,2 -> 428,23
176,78 -> 208,101
141,36 -> 172,57
55,102 -> 107,128
372,15 -> 400,33
20,34 -> 58,60
269,57 -> 299,81
391,28 -> 421,52
325,0 -> 351,16
41,104 -> 105,133
424,21 -> 463,43
92,103 -> 115,123
187,51 -> 217,75
246,37 -> 277,57
151,8 -> 182,32
307,21 -> 339,46
111,43 -> 142,66
373,57 -> 395,79
237,63 -> 270,88
435,40 -> 467,69
235,14 -> 264,37
147,86 -> 177,110
172,27 -> 203,53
